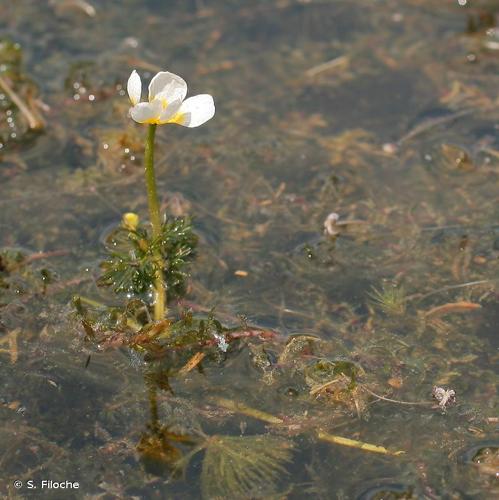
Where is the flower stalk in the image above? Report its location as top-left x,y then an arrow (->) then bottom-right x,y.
144,123 -> 166,320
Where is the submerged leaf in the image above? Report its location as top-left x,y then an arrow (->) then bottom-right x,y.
98,216 -> 197,300
201,435 -> 294,499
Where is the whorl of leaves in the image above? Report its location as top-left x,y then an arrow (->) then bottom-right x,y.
98,217 -> 197,300
368,283 -> 406,316
201,435 -> 294,499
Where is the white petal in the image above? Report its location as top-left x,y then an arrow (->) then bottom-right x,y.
127,70 -> 142,105
172,94 -> 215,128
148,71 -> 187,103
157,99 -> 183,124
129,101 -> 161,124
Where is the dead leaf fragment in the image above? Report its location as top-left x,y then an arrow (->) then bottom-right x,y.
424,301 -> 481,318
0,328 -> 19,364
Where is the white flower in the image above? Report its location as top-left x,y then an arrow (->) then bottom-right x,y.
126,70 -> 215,127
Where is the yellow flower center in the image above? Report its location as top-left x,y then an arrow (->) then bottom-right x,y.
168,112 -> 185,125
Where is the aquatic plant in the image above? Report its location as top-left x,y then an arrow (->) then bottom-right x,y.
99,213 -> 197,300
368,283 -> 407,316
101,70 -> 214,322
200,435 -> 294,499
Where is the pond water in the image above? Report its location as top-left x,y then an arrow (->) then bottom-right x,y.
1,0 -> 498,498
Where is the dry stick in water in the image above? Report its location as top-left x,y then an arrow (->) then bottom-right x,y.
0,75 -> 44,130
407,279 -> 493,303
305,55 -> 349,78
424,301 -> 481,318
179,351 -> 206,374
361,386 -> 432,407
213,397 -> 405,456
397,108 -> 473,146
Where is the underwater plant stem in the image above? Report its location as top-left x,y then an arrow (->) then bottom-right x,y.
148,385 -> 160,434
144,124 -> 166,321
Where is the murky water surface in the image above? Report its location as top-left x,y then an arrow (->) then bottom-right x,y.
1,1 -> 498,498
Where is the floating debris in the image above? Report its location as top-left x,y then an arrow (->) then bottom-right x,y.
424,301 -> 481,318
212,331 -> 228,353
432,386 -> 456,411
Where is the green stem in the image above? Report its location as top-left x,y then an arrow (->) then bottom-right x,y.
144,124 -> 166,321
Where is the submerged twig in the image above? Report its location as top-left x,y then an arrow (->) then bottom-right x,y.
25,249 -> 70,262
361,386 -> 432,407
424,301 -> 481,318
214,397 -> 283,424
408,280 -> 494,303
0,75 -> 44,130
397,108 -> 473,146
305,55 -> 349,78
179,352 -> 206,375
316,431 -> 405,456
213,397 -> 405,456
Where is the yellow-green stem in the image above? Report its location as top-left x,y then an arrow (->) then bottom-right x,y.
144,124 -> 166,320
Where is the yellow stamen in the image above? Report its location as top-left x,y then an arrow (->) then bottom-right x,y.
168,112 -> 185,125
